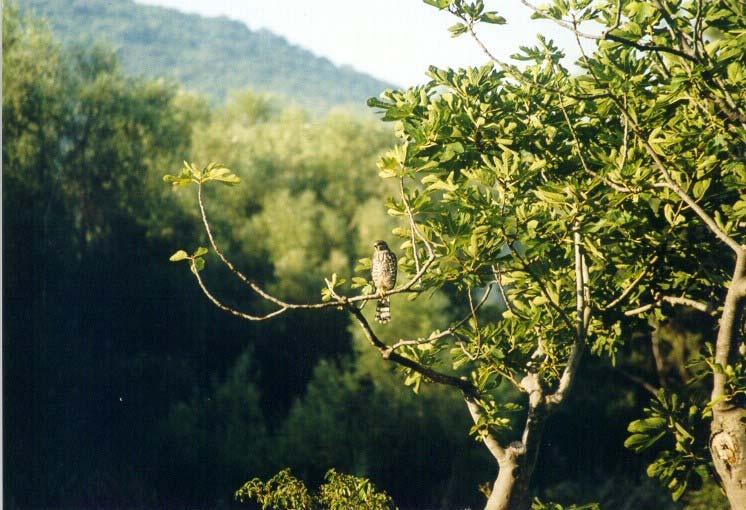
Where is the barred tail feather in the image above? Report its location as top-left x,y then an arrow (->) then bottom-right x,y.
375,297 -> 392,324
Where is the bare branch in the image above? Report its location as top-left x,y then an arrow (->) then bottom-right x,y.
604,260 -> 656,311
557,90 -> 637,193
660,295 -> 715,314
623,293 -> 717,317
492,264 -> 528,320
652,182 -> 743,254
625,303 -> 655,316
190,260 -> 289,321
196,181 -> 438,312
712,253 -> 746,406
617,368 -> 659,397
462,22 -> 609,101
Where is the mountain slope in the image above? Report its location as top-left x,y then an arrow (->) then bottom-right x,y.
18,0 -> 394,110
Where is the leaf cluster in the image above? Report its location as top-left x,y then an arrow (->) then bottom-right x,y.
236,468 -> 395,510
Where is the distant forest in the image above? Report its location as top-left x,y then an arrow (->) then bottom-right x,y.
17,0 -> 394,111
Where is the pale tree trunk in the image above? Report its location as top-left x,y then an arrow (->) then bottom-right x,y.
484,412 -> 545,510
710,253 -> 746,509
484,454 -> 529,510
468,378 -> 549,510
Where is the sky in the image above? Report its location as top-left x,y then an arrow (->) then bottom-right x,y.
136,0 -> 590,87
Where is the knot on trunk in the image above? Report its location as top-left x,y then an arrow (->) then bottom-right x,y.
712,429 -> 741,473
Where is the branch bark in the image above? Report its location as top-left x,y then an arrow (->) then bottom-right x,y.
546,228 -> 587,407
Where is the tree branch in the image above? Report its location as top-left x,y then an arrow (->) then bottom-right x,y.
347,304 -> 477,396
400,177 -> 421,274
604,261 -> 654,311
196,181 -> 438,312
652,181 -> 743,254
388,283 -> 494,352
557,89 -> 637,193
546,227 -> 587,406
617,368 -> 659,397
712,253 -> 746,406
464,396 -> 508,462
462,20 -> 609,101
190,260 -> 289,321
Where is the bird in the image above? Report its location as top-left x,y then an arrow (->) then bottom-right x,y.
371,240 -> 398,324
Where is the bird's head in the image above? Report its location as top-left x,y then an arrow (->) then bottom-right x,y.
373,240 -> 389,251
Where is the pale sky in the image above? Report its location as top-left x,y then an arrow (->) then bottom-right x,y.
136,0 -> 589,87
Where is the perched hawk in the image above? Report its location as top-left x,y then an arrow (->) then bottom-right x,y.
371,240 -> 397,324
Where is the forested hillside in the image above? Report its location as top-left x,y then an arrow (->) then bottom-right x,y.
17,0 -> 393,111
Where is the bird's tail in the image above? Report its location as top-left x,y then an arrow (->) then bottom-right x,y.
375,297 -> 392,324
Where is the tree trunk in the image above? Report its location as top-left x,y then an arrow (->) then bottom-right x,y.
484,455 -> 531,510
710,252 -> 746,508
711,407 -> 746,509
484,405 -> 546,510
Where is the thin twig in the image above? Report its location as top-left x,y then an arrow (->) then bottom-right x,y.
604,260 -> 656,311
400,177 -> 421,275
462,20 -> 609,101
557,89 -> 636,193
190,260 -> 289,321
617,368 -> 659,397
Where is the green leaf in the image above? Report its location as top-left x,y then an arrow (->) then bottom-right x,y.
692,179 -> 711,199
481,12 -> 506,24
671,480 -> 687,501
627,417 -> 666,433
169,250 -> 189,262
163,174 -> 194,186
192,257 -> 206,272
192,246 -> 208,257
351,277 -> 369,288
448,23 -> 468,38
422,0 -> 455,9
204,165 -> 241,186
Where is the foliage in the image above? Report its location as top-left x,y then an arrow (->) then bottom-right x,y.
625,389 -> 708,501
17,0 -> 394,111
236,468 -> 395,510
531,499 -> 599,510
400,0 -> 744,504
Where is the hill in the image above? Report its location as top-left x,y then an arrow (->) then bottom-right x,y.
18,0 -> 394,111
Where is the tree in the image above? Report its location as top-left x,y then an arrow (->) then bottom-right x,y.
165,1 -> 743,509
